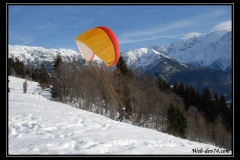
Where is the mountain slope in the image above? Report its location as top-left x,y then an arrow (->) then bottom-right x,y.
168,67 -> 232,100
121,48 -> 190,80
8,76 -> 232,155
8,45 -> 85,70
164,30 -> 232,71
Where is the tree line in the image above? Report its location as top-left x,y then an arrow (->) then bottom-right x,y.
8,57 -> 50,89
8,55 -> 232,150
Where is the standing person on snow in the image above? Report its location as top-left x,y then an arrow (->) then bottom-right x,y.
116,107 -> 125,122
23,80 -> 27,93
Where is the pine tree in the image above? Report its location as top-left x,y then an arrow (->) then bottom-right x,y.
178,82 -> 185,98
115,56 -> 132,114
14,58 -> 26,78
189,85 -> 200,108
200,87 -> 213,121
8,58 -> 15,75
38,63 -> 50,88
53,54 -> 63,69
116,56 -> 129,76
157,78 -> 170,92
172,82 -> 178,93
51,54 -> 63,99
167,104 -> 187,138
219,95 -> 227,115
226,100 -> 233,131
32,68 -> 39,82
184,85 -> 190,110
172,82 -> 185,98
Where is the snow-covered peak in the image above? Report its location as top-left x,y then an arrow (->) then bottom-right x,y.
167,30 -> 231,71
212,20 -> 232,32
148,44 -> 168,54
8,45 -> 85,68
122,48 -> 161,68
199,30 -> 229,44
8,45 -> 81,59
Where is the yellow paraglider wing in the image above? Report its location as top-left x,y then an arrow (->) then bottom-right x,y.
76,26 -> 120,67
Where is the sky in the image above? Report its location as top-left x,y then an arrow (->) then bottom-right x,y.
7,3 -> 232,52
7,76 -> 233,156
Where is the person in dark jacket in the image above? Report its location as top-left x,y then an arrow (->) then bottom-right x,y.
116,107 -> 125,122
23,80 -> 27,93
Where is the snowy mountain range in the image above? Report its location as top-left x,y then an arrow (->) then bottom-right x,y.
120,30 -> 232,100
7,30 -> 232,100
122,30 -> 232,73
8,45 -> 85,70
165,30 -> 232,71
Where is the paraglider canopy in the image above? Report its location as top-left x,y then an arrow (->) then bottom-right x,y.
76,26 -> 120,67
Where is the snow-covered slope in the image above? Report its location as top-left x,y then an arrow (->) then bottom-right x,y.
8,76 -> 232,155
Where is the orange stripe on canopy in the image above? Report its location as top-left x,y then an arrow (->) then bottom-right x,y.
76,26 -> 120,67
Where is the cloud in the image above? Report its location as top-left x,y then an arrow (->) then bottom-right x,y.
120,35 -> 180,44
118,19 -> 195,44
118,8 -> 231,45
212,20 -> 232,31
36,22 -> 53,30
181,32 -> 203,40
10,33 -> 35,45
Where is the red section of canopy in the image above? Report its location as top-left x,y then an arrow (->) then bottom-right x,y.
98,26 -> 120,66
